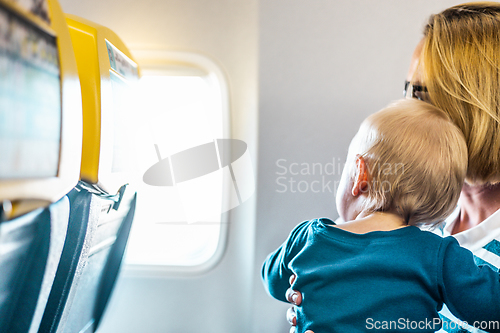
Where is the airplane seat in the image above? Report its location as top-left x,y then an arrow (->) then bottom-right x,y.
0,0 -> 82,331
93,192 -> 137,329
37,15 -> 140,333
39,184 -> 137,333
0,197 -> 69,333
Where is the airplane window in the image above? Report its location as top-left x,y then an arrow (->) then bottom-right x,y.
125,68 -> 229,269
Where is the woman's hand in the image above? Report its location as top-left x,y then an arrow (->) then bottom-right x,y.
285,274 -> 314,333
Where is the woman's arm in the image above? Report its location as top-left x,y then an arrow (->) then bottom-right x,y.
285,275 -> 313,333
285,275 -> 301,327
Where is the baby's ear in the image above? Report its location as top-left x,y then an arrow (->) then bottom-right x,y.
352,155 -> 369,196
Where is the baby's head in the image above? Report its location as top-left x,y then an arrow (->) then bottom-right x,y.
336,99 -> 467,226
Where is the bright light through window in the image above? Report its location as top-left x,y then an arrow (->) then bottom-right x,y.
125,72 -> 227,267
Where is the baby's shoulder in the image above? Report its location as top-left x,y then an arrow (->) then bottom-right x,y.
287,217 -> 333,240
413,227 -> 461,252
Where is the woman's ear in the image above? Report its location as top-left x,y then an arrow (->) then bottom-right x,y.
352,155 -> 369,196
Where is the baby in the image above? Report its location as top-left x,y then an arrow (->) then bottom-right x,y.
262,99 -> 500,332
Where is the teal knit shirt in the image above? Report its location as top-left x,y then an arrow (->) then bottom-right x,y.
262,218 -> 500,332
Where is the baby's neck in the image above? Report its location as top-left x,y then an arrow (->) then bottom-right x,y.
336,212 -> 407,234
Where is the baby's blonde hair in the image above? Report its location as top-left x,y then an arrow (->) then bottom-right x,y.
349,99 -> 467,226
420,2 -> 500,184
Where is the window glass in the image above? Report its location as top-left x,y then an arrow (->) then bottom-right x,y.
125,73 -> 227,267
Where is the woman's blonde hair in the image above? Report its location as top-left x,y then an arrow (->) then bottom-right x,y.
419,2 -> 500,184
350,99 -> 467,226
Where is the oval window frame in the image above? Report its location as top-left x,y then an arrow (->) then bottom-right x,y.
123,50 -> 231,276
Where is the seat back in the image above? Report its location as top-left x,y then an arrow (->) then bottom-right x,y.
0,206 -> 47,333
0,0 -> 81,331
0,197 -> 70,333
37,15 -> 139,333
39,186 -> 136,333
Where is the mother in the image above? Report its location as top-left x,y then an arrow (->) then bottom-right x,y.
287,2 -> 500,332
